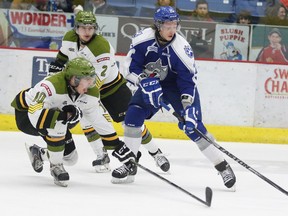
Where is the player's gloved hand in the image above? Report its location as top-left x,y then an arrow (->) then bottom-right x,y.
112,141 -> 136,163
62,105 -> 83,124
139,77 -> 163,108
178,106 -> 198,134
48,61 -> 65,75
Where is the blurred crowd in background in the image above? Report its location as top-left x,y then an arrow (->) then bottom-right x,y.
1,0 -> 288,63
0,0 -> 287,25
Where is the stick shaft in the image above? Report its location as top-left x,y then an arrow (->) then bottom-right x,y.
136,162 -> 212,206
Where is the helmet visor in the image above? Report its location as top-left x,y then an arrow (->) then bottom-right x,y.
75,75 -> 96,89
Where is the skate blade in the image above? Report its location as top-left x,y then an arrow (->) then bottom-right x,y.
111,175 -> 135,184
94,164 -> 111,173
54,180 -> 68,187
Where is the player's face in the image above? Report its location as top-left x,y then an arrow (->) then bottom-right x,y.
159,21 -> 178,41
74,77 -> 96,94
77,25 -> 96,42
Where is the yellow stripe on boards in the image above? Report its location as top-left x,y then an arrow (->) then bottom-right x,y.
1,114 -> 288,144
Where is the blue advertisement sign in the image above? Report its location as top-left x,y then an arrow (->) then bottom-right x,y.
32,56 -> 55,86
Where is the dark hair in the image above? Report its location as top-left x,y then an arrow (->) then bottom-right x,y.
196,0 -> 208,9
156,0 -> 175,7
237,10 -> 252,20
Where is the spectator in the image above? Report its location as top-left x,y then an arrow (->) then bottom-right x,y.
34,0 -> 47,11
0,10 -> 14,47
256,28 -> 288,63
1,12 -> 17,47
236,10 -> 252,25
189,0 -> 214,22
72,0 -> 84,13
260,3 -> 288,26
10,0 -> 36,10
85,0 -> 116,15
55,0 -> 73,12
139,0 -> 176,17
156,0 -> 175,7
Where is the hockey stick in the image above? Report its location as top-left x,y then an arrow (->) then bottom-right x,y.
160,101 -> 288,196
136,162 -> 213,207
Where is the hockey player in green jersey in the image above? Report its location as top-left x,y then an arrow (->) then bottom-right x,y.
11,57 -> 119,186
48,11 -> 170,172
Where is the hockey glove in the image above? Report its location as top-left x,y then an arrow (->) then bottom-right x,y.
62,105 -> 83,124
178,106 -> 198,134
48,61 -> 65,75
112,141 -> 136,163
139,77 -> 163,108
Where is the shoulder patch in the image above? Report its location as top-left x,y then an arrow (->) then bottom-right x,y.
41,83 -> 52,96
184,45 -> 194,58
97,57 -> 110,63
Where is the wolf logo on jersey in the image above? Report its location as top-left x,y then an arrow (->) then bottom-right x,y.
144,59 -> 168,81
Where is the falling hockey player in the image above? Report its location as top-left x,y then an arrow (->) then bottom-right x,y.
11,57 -> 119,186
111,6 -> 237,189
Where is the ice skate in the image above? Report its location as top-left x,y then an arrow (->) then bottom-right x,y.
149,149 -> 170,172
25,143 -> 44,173
50,163 -> 69,187
215,160 -> 236,189
92,148 -> 111,173
111,160 -> 137,184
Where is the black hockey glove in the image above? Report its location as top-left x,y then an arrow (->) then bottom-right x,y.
112,141 -> 136,163
48,61 -> 65,75
62,105 -> 83,124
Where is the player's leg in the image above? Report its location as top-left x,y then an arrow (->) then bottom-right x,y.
141,124 -> 170,172
80,116 -> 114,173
168,89 -> 236,189
111,103 -> 148,184
101,83 -> 170,172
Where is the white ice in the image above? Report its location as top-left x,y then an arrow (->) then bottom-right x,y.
1,131 -> 287,216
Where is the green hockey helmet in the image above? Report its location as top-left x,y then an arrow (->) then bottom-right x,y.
75,11 -> 98,29
64,57 -> 96,88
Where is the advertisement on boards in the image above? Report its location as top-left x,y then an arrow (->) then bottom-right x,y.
7,9 -> 75,49
116,17 -> 216,58
254,64 -> 288,127
250,25 -> 288,63
32,56 -> 55,86
214,23 -> 250,61
96,15 -> 119,52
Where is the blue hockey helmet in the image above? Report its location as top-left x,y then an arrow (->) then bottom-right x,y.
154,6 -> 180,30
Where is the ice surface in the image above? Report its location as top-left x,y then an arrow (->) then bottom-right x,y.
1,131 -> 287,216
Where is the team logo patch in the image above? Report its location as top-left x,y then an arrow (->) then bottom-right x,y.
40,83 -> 52,96
144,59 -> 168,81
97,57 -> 110,63
184,45 -> 194,58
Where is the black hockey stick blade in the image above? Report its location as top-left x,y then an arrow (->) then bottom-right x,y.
205,187 -> 213,207
136,162 -> 212,207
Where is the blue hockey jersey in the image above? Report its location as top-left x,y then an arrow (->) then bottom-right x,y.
124,27 -> 198,102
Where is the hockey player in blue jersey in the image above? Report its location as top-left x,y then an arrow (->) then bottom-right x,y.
111,6 -> 236,188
